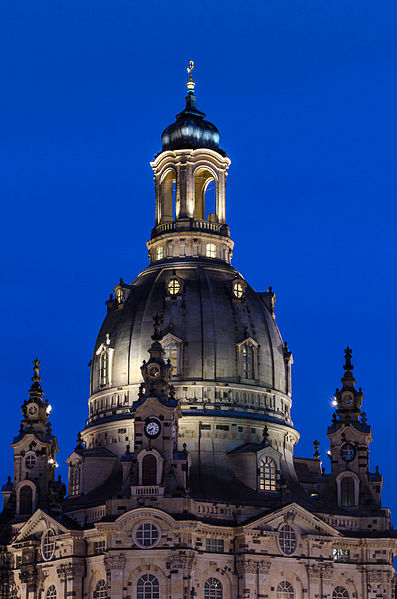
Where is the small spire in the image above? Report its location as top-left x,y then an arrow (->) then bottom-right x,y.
32,358 -> 41,383
186,60 -> 195,92
313,440 -> 320,460
75,432 -> 84,449
343,346 -> 354,372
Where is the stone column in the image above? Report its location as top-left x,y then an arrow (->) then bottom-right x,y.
256,561 -> 271,599
104,554 -> 126,599
306,564 -> 321,599
66,562 -> 85,599
20,568 -> 38,599
56,565 -> 67,599
321,564 -> 334,599
236,558 -> 257,599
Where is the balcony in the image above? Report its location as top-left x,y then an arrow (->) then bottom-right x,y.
151,219 -> 230,239
131,485 -> 165,497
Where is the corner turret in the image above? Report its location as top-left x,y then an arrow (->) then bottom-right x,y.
318,349 -> 387,522
2,360 -> 64,516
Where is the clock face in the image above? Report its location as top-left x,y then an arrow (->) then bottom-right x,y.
148,364 -> 160,378
28,403 -> 38,416
145,419 -> 161,438
341,442 -> 356,462
342,393 -> 353,407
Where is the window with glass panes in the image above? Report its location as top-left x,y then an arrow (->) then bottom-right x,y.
205,538 -> 224,553
259,456 -> 277,491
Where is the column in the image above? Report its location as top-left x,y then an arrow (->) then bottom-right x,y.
104,553 -> 126,599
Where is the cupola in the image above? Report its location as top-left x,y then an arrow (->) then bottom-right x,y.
147,61 -> 233,265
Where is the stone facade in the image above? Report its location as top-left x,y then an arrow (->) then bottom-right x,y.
1,70 -> 396,599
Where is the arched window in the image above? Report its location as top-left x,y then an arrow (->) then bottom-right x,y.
115,287 -> 124,304
341,476 -> 355,507
100,351 -> 109,387
259,456 -> 277,491
46,586 -> 57,599
69,462 -> 81,496
156,246 -> 164,261
160,169 -> 176,223
137,575 -> 159,599
194,168 -> 216,221
164,342 -> 179,374
333,588 -> 349,599
204,578 -> 223,599
278,525 -> 297,555
19,485 -> 32,515
94,580 -> 107,599
241,344 -> 255,379
276,581 -> 294,598
142,454 -> 157,485
206,243 -> 216,258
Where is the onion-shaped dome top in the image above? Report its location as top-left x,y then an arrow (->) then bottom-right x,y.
161,90 -> 223,154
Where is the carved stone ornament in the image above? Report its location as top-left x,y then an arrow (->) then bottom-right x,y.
284,511 -> 296,525
104,554 -> 126,572
367,569 -> 390,584
167,550 -> 196,570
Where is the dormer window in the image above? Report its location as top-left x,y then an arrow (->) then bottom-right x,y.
237,338 -> 258,381
96,334 -> 114,389
259,456 -> 277,491
232,281 -> 244,299
168,278 -> 181,296
156,246 -> 164,260
100,351 -> 109,386
161,333 -> 183,377
206,243 -> 216,258
69,461 -> 81,496
115,287 -> 124,304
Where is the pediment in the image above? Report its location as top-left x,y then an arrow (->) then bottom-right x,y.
97,506 -> 177,533
243,502 -> 341,537
12,509 -> 70,545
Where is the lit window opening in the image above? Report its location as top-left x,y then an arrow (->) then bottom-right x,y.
168,278 -> 181,296
259,456 -> 277,491
156,246 -> 164,261
206,243 -> 216,258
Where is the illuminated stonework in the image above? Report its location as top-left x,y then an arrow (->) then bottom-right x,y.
1,72 -> 396,599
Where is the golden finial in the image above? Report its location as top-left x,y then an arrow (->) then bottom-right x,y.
186,60 -> 195,92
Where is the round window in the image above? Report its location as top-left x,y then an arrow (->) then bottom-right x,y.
341,443 -> 356,462
25,453 -> 36,471
233,281 -> 244,299
168,278 -> 181,296
134,521 -> 160,548
41,529 -> 55,561
278,524 -> 297,555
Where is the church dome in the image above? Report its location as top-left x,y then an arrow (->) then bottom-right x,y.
83,66 -> 297,486
90,259 -> 291,422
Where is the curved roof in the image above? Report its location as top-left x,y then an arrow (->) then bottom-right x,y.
91,260 -> 288,399
161,91 -> 224,154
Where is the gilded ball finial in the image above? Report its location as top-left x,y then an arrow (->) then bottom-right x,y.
186,60 -> 195,92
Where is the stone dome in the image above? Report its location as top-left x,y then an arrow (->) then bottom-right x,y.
161,91 -> 223,154
89,259 -> 291,422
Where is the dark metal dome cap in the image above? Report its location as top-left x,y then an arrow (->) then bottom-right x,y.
161,91 -> 222,153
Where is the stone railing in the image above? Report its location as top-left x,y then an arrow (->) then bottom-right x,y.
151,219 -> 229,238
131,485 -> 165,496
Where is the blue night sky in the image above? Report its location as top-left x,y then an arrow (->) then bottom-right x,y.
0,0 -> 396,518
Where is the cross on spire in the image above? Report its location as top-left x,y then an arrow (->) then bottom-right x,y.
343,346 -> 354,372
